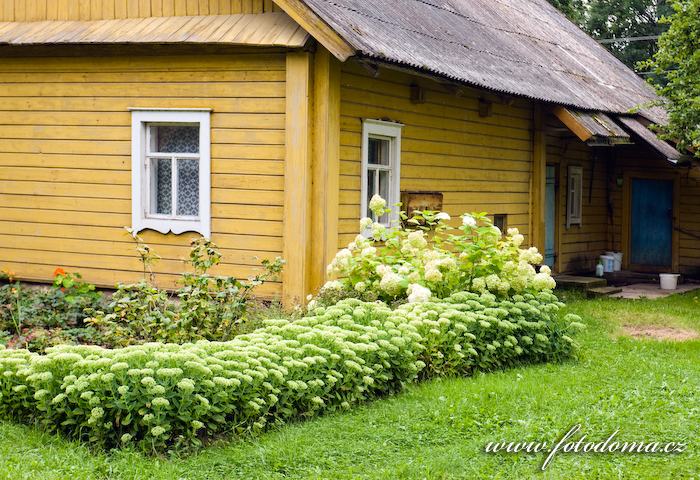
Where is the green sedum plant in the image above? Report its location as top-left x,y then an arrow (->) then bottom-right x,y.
0,293 -> 582,453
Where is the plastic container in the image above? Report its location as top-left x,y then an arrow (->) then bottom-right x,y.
659,273 -> 680,290
595,262 -> 605,278
600,255 -> 615,273
605,251 -> 623,272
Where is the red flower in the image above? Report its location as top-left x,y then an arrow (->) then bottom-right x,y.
53,267 -> 66,277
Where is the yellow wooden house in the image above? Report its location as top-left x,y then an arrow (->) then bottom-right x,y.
0,0 -> 697,305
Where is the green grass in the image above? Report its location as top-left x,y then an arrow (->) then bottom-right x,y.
1,292 -> 698,479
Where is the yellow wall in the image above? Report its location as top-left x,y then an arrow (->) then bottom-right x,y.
545,116 -> 609,273
337,61 -> 534,247
0,51 -> 285,295
0,0 -> 279,21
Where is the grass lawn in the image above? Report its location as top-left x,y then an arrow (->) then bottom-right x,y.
1,292 -> 698,479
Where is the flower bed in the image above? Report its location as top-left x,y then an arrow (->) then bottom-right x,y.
0,294 -> 582,453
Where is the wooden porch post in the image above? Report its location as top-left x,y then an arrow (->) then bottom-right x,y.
531,104 -> 547,254
283,51 -> 313,307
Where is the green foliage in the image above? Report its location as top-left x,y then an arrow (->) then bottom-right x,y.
0,277 -> 105,352
0,293 -> 581,453
549,0 -> 671,71
587,0 -> 671,71
87,238 -> 284,346
315,197 -> 554,307
644,0 -> 700,156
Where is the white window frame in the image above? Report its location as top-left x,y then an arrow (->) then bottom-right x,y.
361,119 -> 403,230
566,165 -> 583,228
131,109 -> 211,237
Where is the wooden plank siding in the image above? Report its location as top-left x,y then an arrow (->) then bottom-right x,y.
545,114 -> 608,274
0,51 -> 286,295
337,61 -> 534,248
0,0 -> 281,21
609,145 -> 700,275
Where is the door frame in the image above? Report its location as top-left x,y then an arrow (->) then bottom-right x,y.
622,170 -> 680,273
544,163 -> 561,273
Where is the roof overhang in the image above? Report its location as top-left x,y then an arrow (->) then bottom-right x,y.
551,106 -> 684,164
272,0 -> 355,60
0,13 -> 309,47
616,116 -> 682,164
552,106 -> 632,146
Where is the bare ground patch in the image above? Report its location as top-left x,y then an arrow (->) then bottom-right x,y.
621,325 -> 699,341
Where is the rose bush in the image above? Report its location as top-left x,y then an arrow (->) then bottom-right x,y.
313,195 -> 555,307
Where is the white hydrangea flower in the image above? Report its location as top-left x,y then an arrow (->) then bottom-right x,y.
354,281 -> 367,292
435,212 -> 451,221
359,217 -> 374,231
361,246 -> 377,258
507,227 -> 520,236
371,222 -> 387,240
369,195 -> 387,217
512,233 -> 525,247
379,271 -> 404,296
321,280 -> 343,292
376,264 -> 391,276
462,214 -> 477,227
540,265 -> 552,275
407,283 -> 432,303
407,231 -> 428,249
424,267 -> 443,282
533,272 -> 556,290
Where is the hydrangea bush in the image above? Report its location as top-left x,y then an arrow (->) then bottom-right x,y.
0,295 -> 582,452
313,195 -> 555,307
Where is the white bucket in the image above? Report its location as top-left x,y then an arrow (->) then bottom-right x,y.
605,252 -> 623,272
612,253 -> 623,272
600,255 -> 615,273
659,273 -> 680,291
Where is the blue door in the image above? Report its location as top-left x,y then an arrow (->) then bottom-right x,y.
630,179 -> 673,267
544,165 -> 556,268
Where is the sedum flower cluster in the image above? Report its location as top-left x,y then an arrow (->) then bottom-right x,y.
317,195 -> 556,306
0,294 -> 582,453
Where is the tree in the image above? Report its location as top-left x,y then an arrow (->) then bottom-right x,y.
548,0 -> 671,71
645,0 -> 700,156
586,0 -> 672,71
547,0 -> 586,25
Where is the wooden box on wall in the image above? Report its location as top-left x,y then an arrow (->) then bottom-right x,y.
401,191 -> 444,216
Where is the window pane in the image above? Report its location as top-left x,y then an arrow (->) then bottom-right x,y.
153,125 -> 199,153
378,170 -> 389,224
366,169 -> 376,218
150,158 -> 172,215
368,137 -> 390,165
176,159 -> 199,217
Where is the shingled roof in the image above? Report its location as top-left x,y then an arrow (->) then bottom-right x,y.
296,0 -> 666,124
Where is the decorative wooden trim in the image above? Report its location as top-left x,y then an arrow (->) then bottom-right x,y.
130,109 -> 211,238
310,47 -> 341,293
282,51 -> 313,307
273,0 -> 356,61
531,104 -> 547,254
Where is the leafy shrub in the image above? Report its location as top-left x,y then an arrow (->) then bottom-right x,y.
0,295 -> 582,453
0,271 -> 105,352
312,195 -> 555,307
87,237 -> 284,346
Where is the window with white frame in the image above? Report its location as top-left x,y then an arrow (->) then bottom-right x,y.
131,109 -> 211,237
361,119 -> 403,227
566,165 -> 583,228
